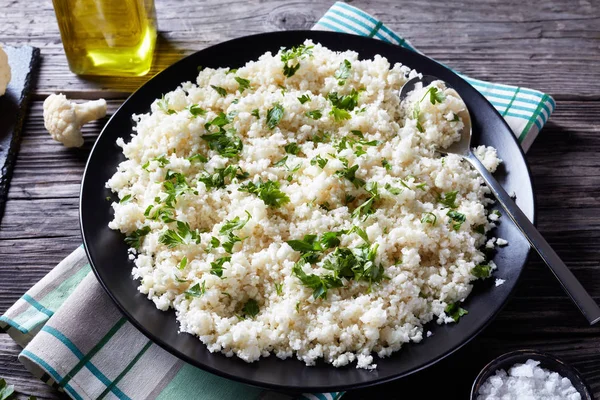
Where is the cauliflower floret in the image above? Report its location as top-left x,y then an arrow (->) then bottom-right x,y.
43,94 -> 107,147
0,44 -> 10,96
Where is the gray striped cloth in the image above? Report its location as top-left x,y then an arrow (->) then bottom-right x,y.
1,3 -> 554,399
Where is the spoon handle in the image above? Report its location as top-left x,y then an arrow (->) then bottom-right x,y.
466,151 -> 600,325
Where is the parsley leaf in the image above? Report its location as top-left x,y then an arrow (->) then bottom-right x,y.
421,212 -> 437,225
188,104 -> 206,117
187,153 -> 208,163
472,264 -> 492,279
330,106 -> 351,122
163,171 -> 195,207
445,302 -> 468,322
334,59 -> 352,85
306,109 -> 322,119
144,204 -> 175,223
198,165 -> 247,190
352,182 -> 379,219
202,128 -> 243,158
124,226 -> 151,250
280,44 -> 313,77
119,194 -> 132,204
266,103 -> 284,129
185,281 -> 206,298
335,159 -> 365,188
447,210 -> 466,230
384,183 -> 402,195
159,221 -> 201,248
298,94 -> 311,104
381,159 -> 392,171
211,85 -> 227,97
0,378 -> 15,400
251,109 -> 260,118
241,299 -> 260,318
178,256 -> 188,270
346,225 -> 369,243
157,94 -> 176,114
310,155 -> 328,169
210,256 -> 230,277
220,211 -> 251,236
439,191 -> 459,208
421,86 -> 446,105
239,179 -> 290,207
322,243 -> 385,286
327,89 -> 359,111
273,156 -> 288,167
234,76 -> 251,93
292,261 -> 343,299
274,282 -> 283,296
284,142 -> 300,155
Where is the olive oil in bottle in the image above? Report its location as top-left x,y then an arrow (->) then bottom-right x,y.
52,0 -> 157,76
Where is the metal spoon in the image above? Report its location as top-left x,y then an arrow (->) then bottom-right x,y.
400,75 -> 600,325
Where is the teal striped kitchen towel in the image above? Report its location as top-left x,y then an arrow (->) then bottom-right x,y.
314,2 -> 556,152
0,3 -> 553,400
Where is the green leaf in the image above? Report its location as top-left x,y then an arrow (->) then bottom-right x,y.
334,59 -> 352,85
210,256 -> 230,277
273,156 -> 288,167
226,68 -> 237,74
178,256 -> 188,270
185,281 -> 206,298
345,225 -> 369,243
439,191 -> 459,208
211,85 -> 227,97
241,299 -> 260,318
205,112 -> 231,128
306,109 -> 323,120
335,159 -> 365,188
287,234 -> 320,253
159,221 -> 201,248
201,128 -> 243,158
280,45 -> 313,77
381,159 -> 392,172
420,86 -> 446,105
251,109 -> 260,118
0,379 -> 14,400
445,302 -> 468,322
274,282 -> 284,296
283,63 -> 300,78
474,225 -> 486,234
187,153 -> 208,163
327,89 -> 359,111
266,103 -> 285,129
239,179 -> 290,208
220,211 -> 251,236
124,226 -> 151,250
198,165 -> 247,190
144,204 -> 175,223
163,171 -> 195,207
157,94 -> 176,114
472,264 -> 492,279
297,94 -> 311,104
329,106 -> 351,122
284,142 -> 300,155
447,210 -> 466,231
421,212 -> 437,225
234,76 -> 251,93
188,104 -> 206,117
119,194 -> 132,204
384,183 -> 402,195
352,183 -> 379,219
292,262 -> 342,299
310,155 -> 328,169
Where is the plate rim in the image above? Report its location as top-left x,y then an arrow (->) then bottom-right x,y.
80,30 -> 537,392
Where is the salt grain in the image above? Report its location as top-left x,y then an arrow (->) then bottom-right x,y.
477,359 -> 581,400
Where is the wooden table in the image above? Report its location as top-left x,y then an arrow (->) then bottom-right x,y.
1,0 -> 599,398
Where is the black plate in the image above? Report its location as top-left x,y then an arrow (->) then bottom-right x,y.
80,31 -> 535,392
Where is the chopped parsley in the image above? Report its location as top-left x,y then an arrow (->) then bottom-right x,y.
119,194 -> 132,204
219,212 -> 251,252
474,225 -> 486,234
384,183 -> 402,195
241,299 -> 260,318
185,281 -> 206,298
322,243 -> 385,286
273,156 -> 288,167
226,68 -> 237,74
280,44 -> 314,77
239,179 -> 290,207
439,191 -> 459,208
157,94 -> 176,114
163,171 -> 196,207
492,210 -> 502,218
188,104 -> 206,117
306,109 -> 323,120
335,158 -> 365,188
292,261 -> 343,299
298,94 -> 311,104
159,221 -> 201,248
421,212 -> 437,225
187,153 -> 208,163
334,59 -> 352,86
274,282 -> 283,296
178,256 -> 188,270
421,86 -> 446,105
472,264 -> 492,279
327,89 -> 359,111
310,154 -> 328,169
144,204 -> 175,223
210,256 -> 230,277
251,109 -> 260,118
198,165 -> 247,189
202,127 -> 243,158
447,210 -> 466,231
352,182 -> 379,219
266,103 -> 284,129
234,76 -> 251,93
330,106 -> 351,122
412,102 -> 425,133
124,226 -> 151,250
211,85 -> 227,97
284,142 -> 300,155
445,302 -> 468,322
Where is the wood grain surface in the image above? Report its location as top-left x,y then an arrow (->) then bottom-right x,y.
1,0 -> 599,398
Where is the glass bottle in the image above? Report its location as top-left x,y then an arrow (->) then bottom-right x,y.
52,0 -> 157,77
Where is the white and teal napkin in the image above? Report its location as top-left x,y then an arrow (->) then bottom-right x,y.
0,3 -> 554,399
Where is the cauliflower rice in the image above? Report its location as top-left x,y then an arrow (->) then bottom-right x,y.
107,41 -> 503,369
